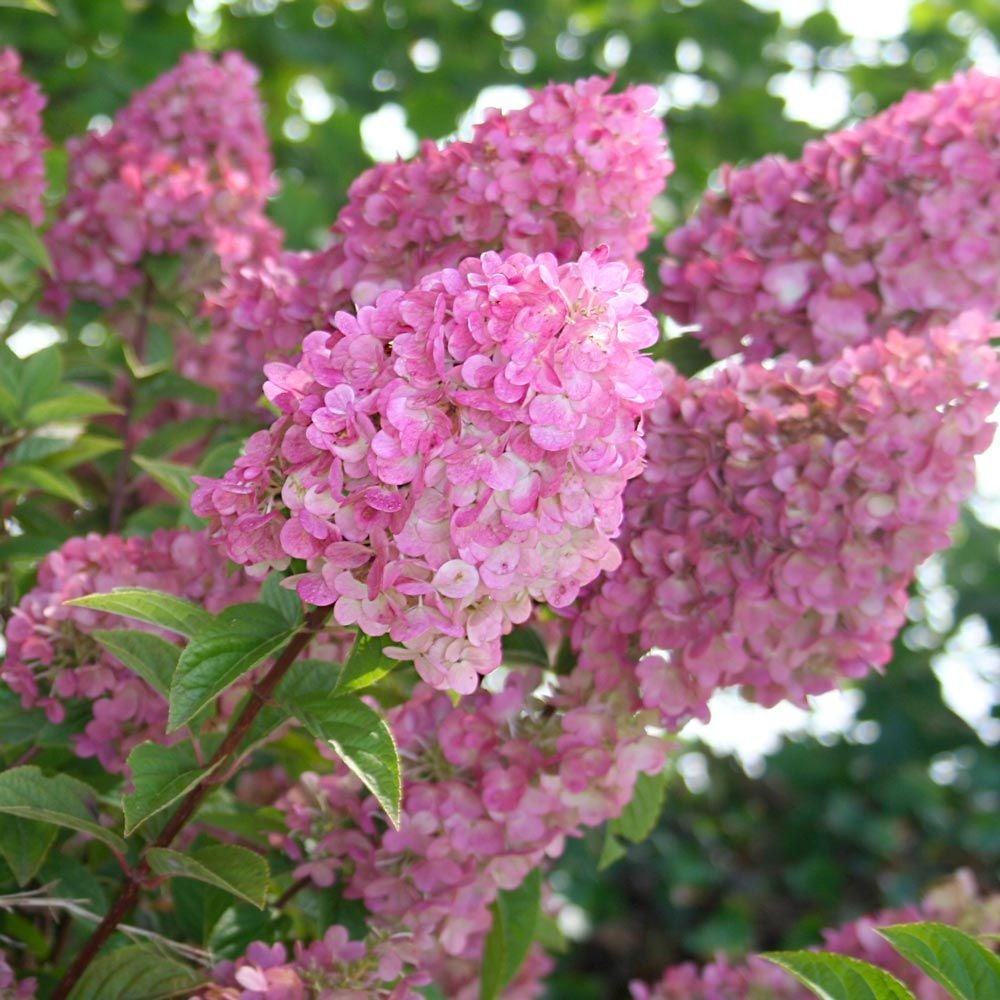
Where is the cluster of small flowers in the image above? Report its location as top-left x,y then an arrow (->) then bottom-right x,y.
269,667 -> 663,984
658,71 -> 1000,362
574,312 -> 1000,726
630,872 -> 998,1000
0,47 -> 46,225
0,951 -> 35,1000
196,77 -> 669,418
193,929 -> 432,1000
45,51 -> 278,308
193,249 -> 661,693
0,529 -> 258,772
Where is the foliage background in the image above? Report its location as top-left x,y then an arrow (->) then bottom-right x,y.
1,1 -> 998,996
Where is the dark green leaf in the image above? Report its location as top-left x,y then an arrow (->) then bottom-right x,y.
146,844 -> 269,909
67,944 -> 202,1000
877,922 -> 1000,1000
481,869 -> 543,1000
168,604 -> 294,732
287,693 -> 401,827
92,629 -> 180,697
0,814 -> 57,885
122,741 -> 219,835
65,588 -> 214,638
0,766 -> 127,854
502,626 -> 550,668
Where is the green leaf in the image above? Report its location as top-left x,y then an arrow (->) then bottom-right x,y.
761,951 -> 918,1000
0,814 -> 57,885
287,693 -> 402,828
335,629 -> 396,694
877,922 -> 1000,1000
168,604 -> 294,732
260,571 -> 304,630
136,416 -> 216,460
40,432 -> 121,469
92,629 -> 180,697
481,869 -> 543,1000
132,454 -> 195,502
146,844 -> 269,909
597,828 -> 627,871
615,770 -> 667,844
0,766 -> 127,855
24,389 -> 122,426
0,212 -> 53,271
122,741 -> 219,836
0,463 -> 85,504
67,944 -> 201,1000
65,587 -> 214,638
501,626 -> 550,668
0,0 -> 56,14
20,344 -> 62,408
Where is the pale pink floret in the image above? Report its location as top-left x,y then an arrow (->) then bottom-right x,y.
576,312 -> 1000,726
0,48 -> 47,225
194,248 -> 661,694
45,51 -> 278,309
658,71 -> 1000,362
0,529 -> 258,772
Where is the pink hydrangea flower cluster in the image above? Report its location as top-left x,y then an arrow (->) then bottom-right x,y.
0,950 -> 35,1000
193,930 -> 432,1000
195,77 -> 669,418
630,872 -> 998,1000
0,48 -> 46,225
321,76 -> 669,309
658,71 -> 1000,362
45,51 -> 278,308
574,312 -> 1000,726
0,529 -> 258,772
193,249 -> 661,693
271,667 -> 664,981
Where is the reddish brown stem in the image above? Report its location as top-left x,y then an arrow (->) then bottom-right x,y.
51,605 -> 332,999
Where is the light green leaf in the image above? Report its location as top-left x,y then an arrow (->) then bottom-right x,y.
24,390 -> 122,426
0,814 -> 57,885
0,212 -> 53,271
597,828 -> 627,871
20,344 -> 62,407
0,463 -> 85,504
260,572 -> 304,630
168,604 -> 294,732
287,693 -> 401,828
92,629 -> 180,697
67,944 -> 201,1000
65,587 -> 213,638
132,454 -> 195,502
122,741 -> 219,836
761,951 -> 918,1000
0,766 -> 127,855
877,921 -> 1000,1000
40,432 -> 121,469
136,416 -> 216,459
616,770 -> 667,845
146,844 -> 269,909
502,626 -> 550,668
0,0 -> 56,14
481,869 -> 543,1000
335,629 -> 396,694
